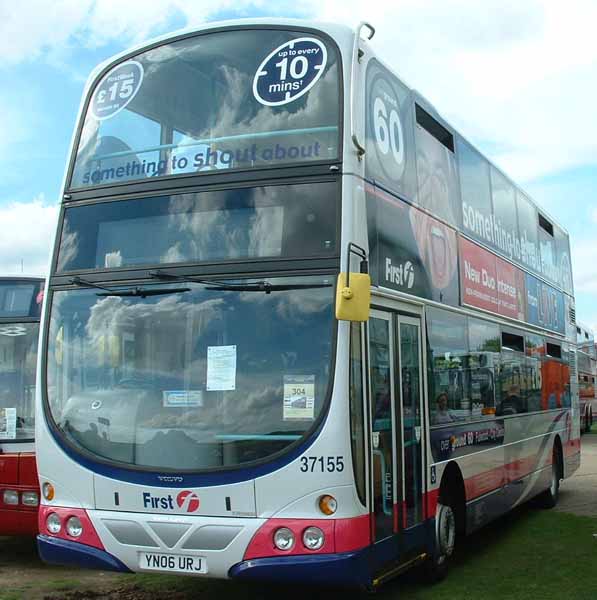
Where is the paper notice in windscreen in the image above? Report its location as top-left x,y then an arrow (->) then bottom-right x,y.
0,408 -> 17,439
206,345 -> 237,391
283,375 -> 315,420
163,391 -> 203,407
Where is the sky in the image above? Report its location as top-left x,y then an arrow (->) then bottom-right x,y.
0,0 -> 596,329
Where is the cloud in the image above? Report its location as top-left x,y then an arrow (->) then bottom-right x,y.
0,196 -> 58,276
309,0 -> 597,182
2,1 -> 596,183
0,1 -> 268,66
573,238 -> 597,294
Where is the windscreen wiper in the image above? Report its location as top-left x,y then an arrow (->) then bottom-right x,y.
204,282 -> 332,294
70,276 -> 113,292
96,287 -> 190,298
149,270 -> 331,294
70,276 -> 189,298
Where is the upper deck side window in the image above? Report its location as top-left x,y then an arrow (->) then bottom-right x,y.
70,28 -> 342,190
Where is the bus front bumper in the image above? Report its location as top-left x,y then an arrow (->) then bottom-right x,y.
38,533 -> 372,587
229,550 -> 370,587
38,534 -> 131,572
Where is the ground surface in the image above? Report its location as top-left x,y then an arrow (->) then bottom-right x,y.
556,429 -> 597,516
1,433 -> 596,599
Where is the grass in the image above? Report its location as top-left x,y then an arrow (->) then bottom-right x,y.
380,508 -> 597,600
44,578 -> 83,591
117,507 -> 597,600
3,507 -> 597,599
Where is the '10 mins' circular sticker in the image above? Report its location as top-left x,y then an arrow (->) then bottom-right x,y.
91,60 -> 144,121
253,37 -> 327,107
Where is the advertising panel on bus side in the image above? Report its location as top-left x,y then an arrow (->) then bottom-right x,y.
459,237 -> 525,321
459,237 -> 566,335
525,273 -> 566,335
457,140 -> 573,294
363,58 -> 573,297
366,184 -> 459,306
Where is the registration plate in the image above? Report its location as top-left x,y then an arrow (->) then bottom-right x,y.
139,552 -> 206,574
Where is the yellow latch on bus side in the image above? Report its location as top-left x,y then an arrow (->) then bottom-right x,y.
335,271 -> 371,322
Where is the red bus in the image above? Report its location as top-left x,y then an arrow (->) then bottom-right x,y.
0,277 -> 44,535
577,323 -> 596,433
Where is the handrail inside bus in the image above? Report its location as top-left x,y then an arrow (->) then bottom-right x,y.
88,126 -> 339,161
214,434 -> 301,441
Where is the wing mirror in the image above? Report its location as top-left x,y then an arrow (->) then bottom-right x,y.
336,243 -> 371,322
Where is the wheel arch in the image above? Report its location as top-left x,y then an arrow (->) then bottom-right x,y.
553,434 -> 563,479
438,461 -> 466,536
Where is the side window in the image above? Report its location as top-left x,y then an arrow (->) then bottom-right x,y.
426,307 -> 467,426
525,333 -> 544,413
468,318 -> 500,418
349,323 -> 366,505
498,330 -> 526,415
561,345 -> 571,408
543,341 -> 564,410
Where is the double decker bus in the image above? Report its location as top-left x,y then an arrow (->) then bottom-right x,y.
36,19 -> 580,588
0,276 -> 44,535
576,323 -> 595,433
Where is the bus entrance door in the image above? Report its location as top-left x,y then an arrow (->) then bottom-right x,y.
368,310 -> 426,571
368,311 -> 397,544
395,316 -> 425,544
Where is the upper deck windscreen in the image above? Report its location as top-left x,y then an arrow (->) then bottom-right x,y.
70,28 -> 341,189
0,279 -> 44,320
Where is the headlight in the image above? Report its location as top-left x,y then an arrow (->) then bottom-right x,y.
66,516 -> 83,538
2,490 -> 19,505
46,513 -> 62,534
273,527 -> 295,551
21,491 -> 39,506
302,526 -> 325,550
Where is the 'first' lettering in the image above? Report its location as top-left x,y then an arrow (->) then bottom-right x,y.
142,492 -> 174,510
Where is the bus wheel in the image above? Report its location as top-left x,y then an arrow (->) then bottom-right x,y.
536,446 -> 561,509
424,502 -> 456,582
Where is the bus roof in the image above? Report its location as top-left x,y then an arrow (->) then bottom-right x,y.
85,18 -> 354,88
0,275 -> 44,282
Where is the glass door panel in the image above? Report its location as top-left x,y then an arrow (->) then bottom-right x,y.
397,317 -> 424,529
368,314 -> 396,541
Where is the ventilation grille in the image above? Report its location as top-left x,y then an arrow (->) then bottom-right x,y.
569,306 -> 576,325
415,104 -> 454,152
569,351 -> 578,378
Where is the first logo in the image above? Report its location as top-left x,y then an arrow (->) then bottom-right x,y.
176,490 -> 200,513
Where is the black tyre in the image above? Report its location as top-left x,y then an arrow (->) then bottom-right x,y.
424,502 -> 456,582
536,446 -> 561,509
